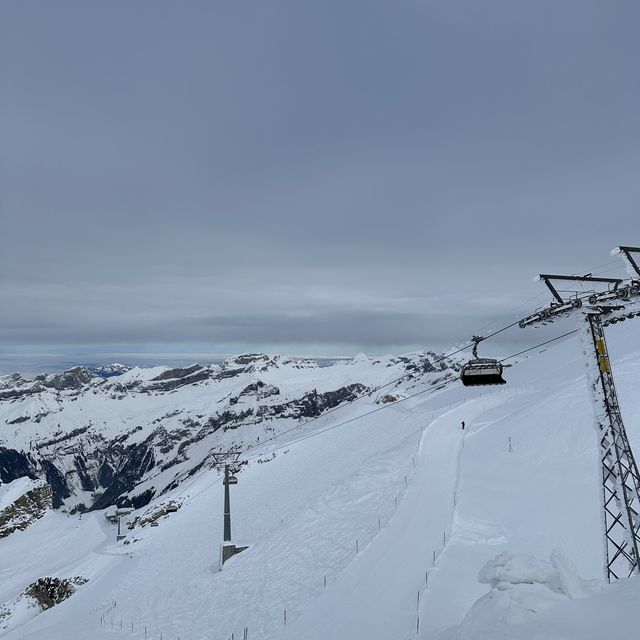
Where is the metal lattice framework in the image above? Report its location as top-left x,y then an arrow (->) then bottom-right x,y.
518,246 -> 640,582
584,313 -> 640,580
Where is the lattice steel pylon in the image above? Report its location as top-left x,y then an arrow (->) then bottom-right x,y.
518,245 -> 640,582
582,312 -> 640,581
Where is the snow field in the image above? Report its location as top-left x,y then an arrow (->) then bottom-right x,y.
1,322 -> 639,639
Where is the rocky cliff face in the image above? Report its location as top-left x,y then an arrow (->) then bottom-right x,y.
0,449 -> 36,484
0,351 -> 458,514
0,479 -> 52,539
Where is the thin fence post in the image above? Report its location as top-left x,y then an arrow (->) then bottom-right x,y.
284,609 -> 287,627
378,515 -> 381,530
324,575 -> 327,588
355,539 -> 359,554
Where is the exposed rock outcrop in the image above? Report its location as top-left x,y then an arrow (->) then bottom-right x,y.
0,449 -> 36,484
0,481 -> 52,539
24,576 -> 88,610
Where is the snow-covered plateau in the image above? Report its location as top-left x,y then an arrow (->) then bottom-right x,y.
0,327 -> 639,639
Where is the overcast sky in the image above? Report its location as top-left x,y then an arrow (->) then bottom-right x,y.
1,0 -> 639,368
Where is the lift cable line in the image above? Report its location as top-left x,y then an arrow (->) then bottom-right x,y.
517,245 -> 640,583
239,329 -> 582,459
234,251 -> 636,463
374,318 -> 524,395
260,252 -> 628,438
206,327 -> 584,559
499,329 -> 578,362
239,331 -> 499,458
235,252 -> 637,464
236,252 -> 633,461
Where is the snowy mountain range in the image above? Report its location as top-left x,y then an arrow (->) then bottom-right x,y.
0,352 -> 455,517
1,330 -> 639,640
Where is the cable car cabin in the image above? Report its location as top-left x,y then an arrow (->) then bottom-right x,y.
460,358 -> 506,386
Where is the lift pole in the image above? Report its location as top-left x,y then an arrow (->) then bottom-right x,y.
583,312 -> 640,580
211,450 -> 248,568
223,463 -> 232,542
518,246 -> 640,582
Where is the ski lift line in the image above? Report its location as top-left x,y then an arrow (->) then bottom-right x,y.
577,259 -> 621,276
247,380 -> 456,457
185,330 -> 586,502
239,274 -> 617,458
367,342 -> 476,395
204,344 -> 479,464
239,371 -> 461,458
499,329 -> 578,362
240,331 -> 581,459
480,319 -> 522,340
593,265 -> 625,276
474,291 -> 550,336
372,315 -> 523,395
273,255 -> 629,416
593,259 -> 621,271
239,319 -> 556,458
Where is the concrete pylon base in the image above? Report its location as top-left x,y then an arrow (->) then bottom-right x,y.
220,543 -> 249,568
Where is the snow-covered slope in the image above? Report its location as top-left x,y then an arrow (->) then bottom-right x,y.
0,352 -> 455,513
0,325 -> 639,639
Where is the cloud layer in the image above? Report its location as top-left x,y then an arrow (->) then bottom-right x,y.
1,1 -> 639,360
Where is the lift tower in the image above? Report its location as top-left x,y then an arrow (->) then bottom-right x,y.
211,450 -> 249,568
519,247 -> 640,582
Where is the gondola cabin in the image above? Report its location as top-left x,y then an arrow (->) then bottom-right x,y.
460,358 -> 506,386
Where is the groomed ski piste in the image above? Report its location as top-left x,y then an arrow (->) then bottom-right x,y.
1,323 -> 640,639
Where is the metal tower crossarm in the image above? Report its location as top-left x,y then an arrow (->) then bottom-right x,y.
613,246 -> 640,278
520,272 -> 639,329
538,274 -> 623,304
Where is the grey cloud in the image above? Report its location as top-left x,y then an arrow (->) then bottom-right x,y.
1,0 -> 639,362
